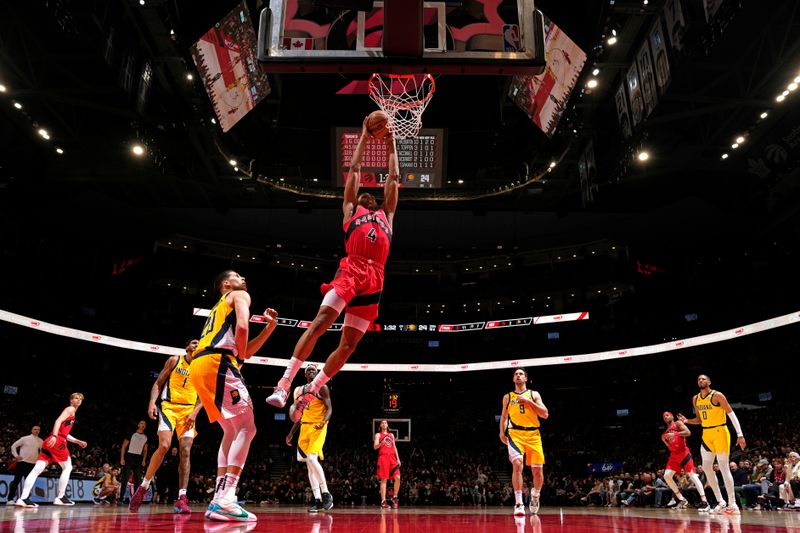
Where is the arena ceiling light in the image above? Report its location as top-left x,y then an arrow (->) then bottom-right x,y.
13,101 -> 22,109
0,83 -> 6,92
760,111 -> 768,119
637,151 -> 649,162
586,79 -> 598,89
776,94 -> 785,102
788,82 -> 798,91
731,143 -> 739,149
186,73 -> 193,81
131,144 -> 145,156
229,159 -> 237,166
735,136 -> 745,144
721,153 -> 729,160
592,68 -> 600,76
37,128 -> 50,140
56,147 -> 64,154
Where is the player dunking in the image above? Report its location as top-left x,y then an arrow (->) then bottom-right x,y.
660,411 -> 708,510
191,271 -> 278,522
285,365 -> 334,513
500,369 -> 549,516
129,340 -> 203,513
374,419 -> 401,509
680,374 -> 746,514
16,393 -> 87,508
266,116 -> 399,418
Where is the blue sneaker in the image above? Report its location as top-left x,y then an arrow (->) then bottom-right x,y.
205,499 -> 257,522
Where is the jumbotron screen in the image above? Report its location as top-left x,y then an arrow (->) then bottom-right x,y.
333,128 -> 446,188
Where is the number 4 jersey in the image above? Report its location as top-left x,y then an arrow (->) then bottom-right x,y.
320,205 -> 393,323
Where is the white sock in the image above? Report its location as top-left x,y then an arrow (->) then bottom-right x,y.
308,370 -> 331,394
281,357 -> 303,385
178,488 -> 187,497
214,475 -> 226,499
141,478 -> 152,489
514,490 -> 522,505
532,488 -> 540,498
222,473 -> 240,502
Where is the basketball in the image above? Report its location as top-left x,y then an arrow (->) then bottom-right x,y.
366,110 -> 391,138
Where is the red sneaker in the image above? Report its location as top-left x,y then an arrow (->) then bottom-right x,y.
381,500 -> 392,509
128,485 -> 147,513
391,497 -> 399,509
174,494 -> 192,514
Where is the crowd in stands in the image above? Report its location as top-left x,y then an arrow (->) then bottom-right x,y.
3,387 -> 800,511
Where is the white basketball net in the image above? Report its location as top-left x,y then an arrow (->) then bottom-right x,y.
368,73 -> 436,139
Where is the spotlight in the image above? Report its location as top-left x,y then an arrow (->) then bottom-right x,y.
169,29 -> 175,36
0,84 -> 6,92
721,153 -> 729,160
229,159 -> 237,166
37,129 -> 50,140
549,161 -> 557,168
56,147 -> 64,154
735,136 -> 745,144
607,36 -> 618,45
13,101 -> 22,109
234,166 -> 239,172
637,151 -> 649,161
776,94 -> 786,102
186,73 -> 194,81
210,118 -> 217,124
586,79 -> 598,89
457,179 -> 464,184
592,68 -> 600,76
132,144 -> 145,156
760,111 -> 768,119
139,0 -> 145,5
781,90 -> 789,96
788,82 -> 798,92
731,143 -> 739,149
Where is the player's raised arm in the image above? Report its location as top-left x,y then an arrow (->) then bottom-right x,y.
343,120 -> 370,221
383,135 -> 399,226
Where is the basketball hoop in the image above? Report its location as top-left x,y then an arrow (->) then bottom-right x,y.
368,73 -> 435,139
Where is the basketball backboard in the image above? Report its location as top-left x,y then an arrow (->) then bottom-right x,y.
372,418 -> 411,442
257,0 -> 545,75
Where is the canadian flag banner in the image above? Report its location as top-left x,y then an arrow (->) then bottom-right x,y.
284,38 -> 313,50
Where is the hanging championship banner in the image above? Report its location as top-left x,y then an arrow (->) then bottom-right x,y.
615,82 -> 632,139
663,0 -> 687,51
649,20 -> 671,96
626,63 -> 644,128
637,40 -> 658,117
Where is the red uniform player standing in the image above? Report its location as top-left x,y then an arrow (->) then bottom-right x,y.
661,411 -> 708,511
16,393 -> 88,508
374,420 -> 402,509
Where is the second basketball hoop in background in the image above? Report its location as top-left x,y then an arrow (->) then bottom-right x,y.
366,110 -> 391,139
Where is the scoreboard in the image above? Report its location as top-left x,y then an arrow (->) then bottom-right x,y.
383,392 -> 401,413
333,127 -> 445,188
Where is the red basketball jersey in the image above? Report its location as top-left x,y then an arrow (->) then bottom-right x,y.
377,432 -> 396,458
664,422 -> 687,454
56,415 -> 76,440
344,206 -> 392,265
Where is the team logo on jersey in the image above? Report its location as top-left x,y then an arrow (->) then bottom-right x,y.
230,390 -> 240,404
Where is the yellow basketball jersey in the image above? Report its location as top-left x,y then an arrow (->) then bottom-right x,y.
507,390 -> 540,430
197,294 -> 238,355
295,386 -> 327,425
161,355 -> 197,405
695,390 -> 726,428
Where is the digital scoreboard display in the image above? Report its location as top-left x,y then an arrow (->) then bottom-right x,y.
383,392 -> 400,413
333,127 -> 445,188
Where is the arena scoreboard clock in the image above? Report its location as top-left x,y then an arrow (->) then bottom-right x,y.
333,127 -> 446,188
383,392 -> 401,414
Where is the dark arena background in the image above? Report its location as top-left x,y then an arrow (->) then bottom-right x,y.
1,0 -> 800,532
